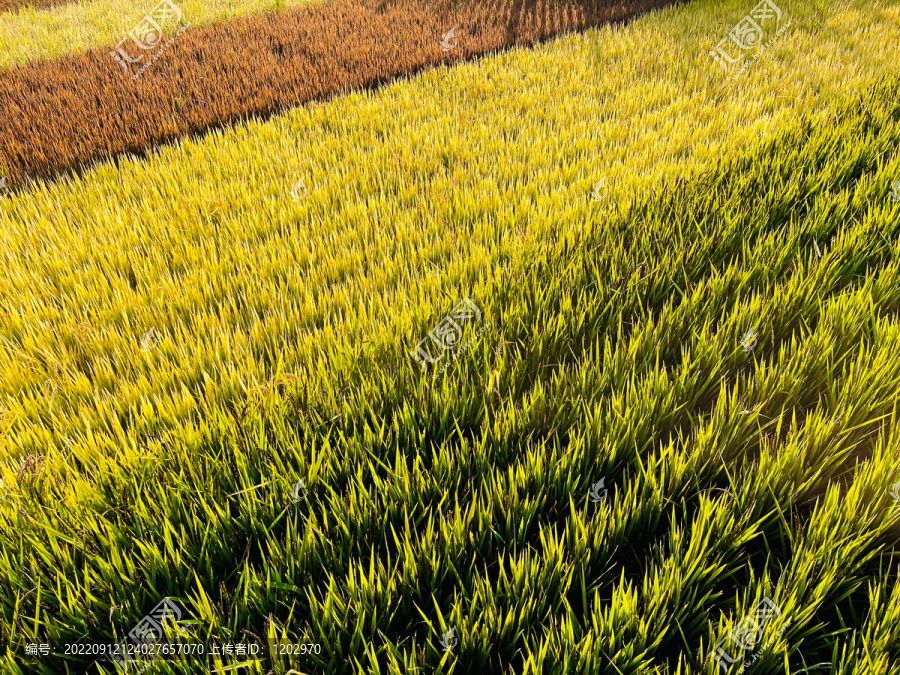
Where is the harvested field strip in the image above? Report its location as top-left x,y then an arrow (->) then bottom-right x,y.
0,0 -> 322,69
5,76 -> 900,673
0,0 -> 678,187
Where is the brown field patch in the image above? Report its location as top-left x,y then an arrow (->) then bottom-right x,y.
0,0 -> 678,187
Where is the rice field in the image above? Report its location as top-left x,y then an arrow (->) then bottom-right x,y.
1,0 -> 900,672
0,0 -> 671,185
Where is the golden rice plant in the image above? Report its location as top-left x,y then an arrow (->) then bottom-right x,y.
1,0 -> 900,672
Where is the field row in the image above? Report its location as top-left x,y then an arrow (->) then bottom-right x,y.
4,75 -> 900,672
0,0 -> 675,186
